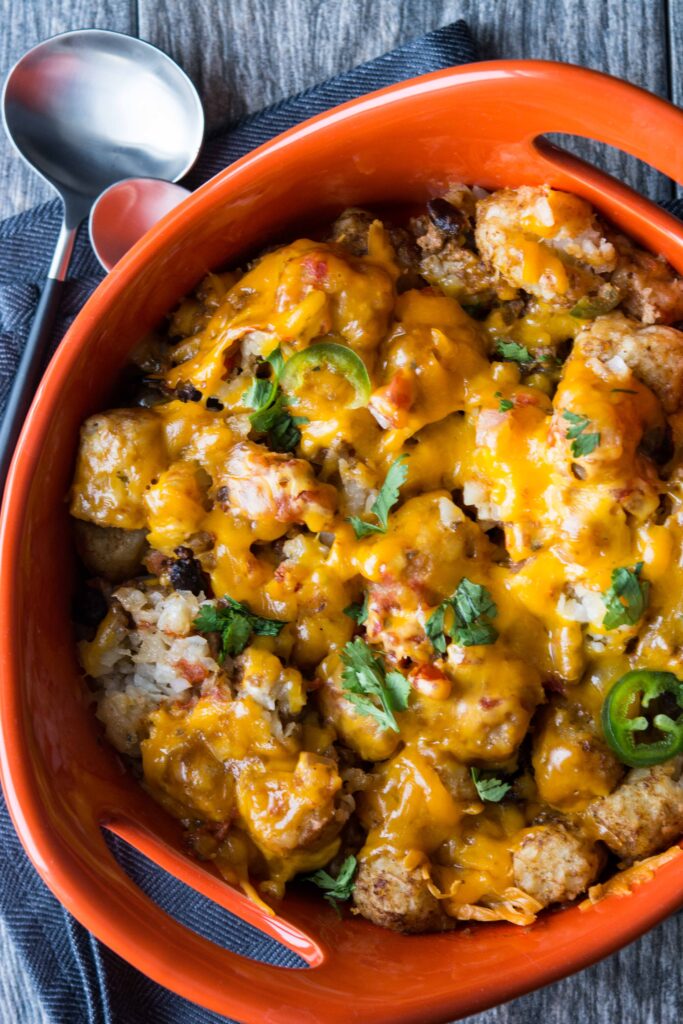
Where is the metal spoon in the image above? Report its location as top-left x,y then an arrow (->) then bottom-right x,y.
0,28 -> 204,488
89,177 -> 191,273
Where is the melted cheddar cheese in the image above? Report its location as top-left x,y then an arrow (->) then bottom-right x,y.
72,186 -> 683,930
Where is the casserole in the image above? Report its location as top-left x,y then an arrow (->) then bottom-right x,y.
3,60 -> 683,1023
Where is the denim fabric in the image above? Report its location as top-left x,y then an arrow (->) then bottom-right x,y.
0,21 -> 477,1024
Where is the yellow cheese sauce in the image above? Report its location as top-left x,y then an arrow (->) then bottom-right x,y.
71,186 -> 683,929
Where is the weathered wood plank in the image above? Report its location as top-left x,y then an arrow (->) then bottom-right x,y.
139,0 -> 672,200
0,0 -> 135,217
463,910 -> 683,1024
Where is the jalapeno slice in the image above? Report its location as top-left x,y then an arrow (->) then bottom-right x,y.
279,342 -> 371,409
602,669 -> 683,767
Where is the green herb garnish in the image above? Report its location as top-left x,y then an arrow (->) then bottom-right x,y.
495,339 -> 532,363
340,637 -> 410,732
305,855 -> 357,910
266,345 -> 285,379
344,593 -> 369,625
471,767 -> 511,803
494,390 -> 514,412
247,369 -> 307,453
426,578 -> 498,654
611,388 -> 638,395
348,456 -> 409,538
562,410 -> 601,458
602,563 -> 650,630
194,597 -> 287,660
245,377 -> 277,411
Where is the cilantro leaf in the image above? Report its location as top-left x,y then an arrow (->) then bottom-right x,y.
426,578 -> 499,653
495,339 -> 532,363
348,455 -> 409,538
494,390 -> 514,412
347,517 -> 384,538
245,377 -> 277,411
266,346 -> 285,379
194,596 -> 287,661
344,594 -> 369,625
305,855 -> 357,910
602,563 -> 650,630
249,390 -> 305,453
562,410 -> 601,458
571,431 -> 600,457
425,602 -> 448,654
471,767 -> 511,803
372,456 -> 409,528
245,352 -> 306,453
340,637 -> 409,732
562,409 -> 590,434
454,621 -> 499,647
453,578 -> 497,624
384,670 -> 412,711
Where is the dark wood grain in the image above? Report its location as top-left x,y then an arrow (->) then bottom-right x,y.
0,0 -> 135,217
2,2 -> 683,1023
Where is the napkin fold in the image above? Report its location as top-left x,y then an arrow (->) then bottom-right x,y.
0,20 -> 477,1024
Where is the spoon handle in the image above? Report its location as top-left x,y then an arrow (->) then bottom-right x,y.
0,219 -> 77,493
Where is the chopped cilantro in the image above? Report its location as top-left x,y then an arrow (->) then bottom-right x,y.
340,637 -> 410,732
611,388 -> 638,395
194,597 -> 287,661
494,390 -> 514,412
344,593 -> 369,625
426,578 -> 498,654
244,377 -> 277,411
266,345 -> 285,379
602,563 -> 650,630
348,456 -> 409,538
562,410 -> 601,458
247,372 -> 306,453
495,339 -> 532,363
305,855 -> 357,910
471,767 -> 511,803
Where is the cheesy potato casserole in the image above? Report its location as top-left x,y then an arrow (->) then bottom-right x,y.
70,185 -> 683,931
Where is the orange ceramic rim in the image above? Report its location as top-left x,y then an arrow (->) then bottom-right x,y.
2,61 -> 683,1024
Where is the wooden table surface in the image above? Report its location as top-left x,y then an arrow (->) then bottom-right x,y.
2,1 -> 683,1022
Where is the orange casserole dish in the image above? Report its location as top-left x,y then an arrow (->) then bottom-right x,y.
3,61 -> 683,1023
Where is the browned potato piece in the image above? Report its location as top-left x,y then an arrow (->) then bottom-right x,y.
352,854 -> 453,933
96,688 -> 157,757
475,186 -> 615,305
414,647 -> 545,764
74,520 -> 148,582
316,655 -> 400,762
584,756 -> 683,861
142,729 -> 235,823
610,231 -> 683,325
512,823 -> 605,907
236,752 -> 349,856
217,441 -> 337,534
574,312 -> 683,414
70,408 -> 166,529
329,207 -> 375,256
532,703 -> 623,813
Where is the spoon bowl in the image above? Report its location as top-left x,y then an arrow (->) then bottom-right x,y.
89,177 -> 191,272
3,29 -> 203,212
